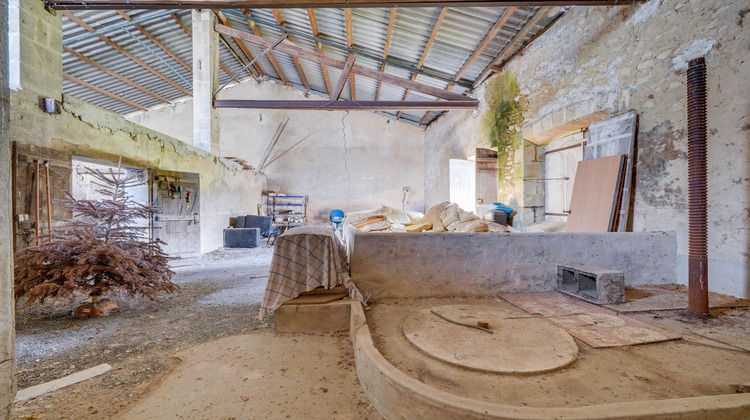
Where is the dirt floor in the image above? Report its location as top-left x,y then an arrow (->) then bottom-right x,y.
366,296 -> 750,408
12,247 -> 277,419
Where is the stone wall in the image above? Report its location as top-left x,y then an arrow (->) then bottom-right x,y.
1,0 -> 17,415
129,81 -> 426,220
425,0 -> 750,298
10,0 -> 263,254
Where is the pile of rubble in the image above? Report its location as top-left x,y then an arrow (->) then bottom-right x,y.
346,202 -> 509,233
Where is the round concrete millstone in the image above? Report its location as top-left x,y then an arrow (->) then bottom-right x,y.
403,304 -> 579,374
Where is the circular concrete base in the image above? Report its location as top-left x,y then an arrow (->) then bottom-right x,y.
403,304 -> 579,374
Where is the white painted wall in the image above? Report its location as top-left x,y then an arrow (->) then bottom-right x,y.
129,80 -> 426,221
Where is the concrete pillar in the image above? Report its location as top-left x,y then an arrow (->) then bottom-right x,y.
192,9 -> 219,154
0,0 -> 18,416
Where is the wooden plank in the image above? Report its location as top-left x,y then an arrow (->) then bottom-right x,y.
306,8 -> 333,96
62,11 -> 192,96
565,154 -> 626,233
282,292 -> 348,305
50,1 -> 650,10
116,10 -> 192,72
15,364 -> 112,402
63,46 -> 169,103
213,99 -> 479,110
375,8 -> 396,101
585,111 -> 638,232
63,73 -> 148,111
454,6 -> 516,82
331,55 -> 357,100
216,24 -> 468,101
272,8 -> 311,90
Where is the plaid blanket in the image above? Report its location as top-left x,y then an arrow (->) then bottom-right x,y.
259,225 -> 366,320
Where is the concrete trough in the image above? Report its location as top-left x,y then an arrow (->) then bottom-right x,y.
350,232 -> 677,299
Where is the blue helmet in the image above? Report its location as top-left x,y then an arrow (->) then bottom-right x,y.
329,209 -> 345,223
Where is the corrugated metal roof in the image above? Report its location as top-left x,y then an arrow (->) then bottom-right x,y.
61,6 -> 564,127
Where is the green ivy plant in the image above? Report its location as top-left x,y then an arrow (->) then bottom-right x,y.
481,71 -> 524,152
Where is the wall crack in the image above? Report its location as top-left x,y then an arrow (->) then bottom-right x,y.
342,111 -> 351,208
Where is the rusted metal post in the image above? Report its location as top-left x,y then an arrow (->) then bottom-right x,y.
45,161 -> 52,241
34,159 -> 41,246
686,57 -> 709,314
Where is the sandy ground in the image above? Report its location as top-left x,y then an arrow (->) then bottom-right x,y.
115,332 -> 380,420
12,247 -> 276,419
366,296 -> 750,408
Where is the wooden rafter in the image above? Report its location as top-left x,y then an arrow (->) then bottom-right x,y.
419,7 -> 515,125
64,73 -> 147,111
397,7 -> 446,119
474,6 -> 549,86
272,9 -> 311,90
375,8 -> 396,101
50,1 -> 649,10
170,13 -> 242,83
216,24 -> 468,101
306,8 -> 333,96
213,99 -> 479,111
331,55 -> 357,100
238,9 -> 289,84
344,8 -> 356,99
213,10 -> 265,76
63,46 -> 170,103
62,11 -> 192,96
116,10 -> 191,72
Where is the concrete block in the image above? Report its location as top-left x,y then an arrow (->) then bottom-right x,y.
275,300 -> 351,333
223,228 -> 260,248
557,263 -> 625,304
244,215 -> 272,237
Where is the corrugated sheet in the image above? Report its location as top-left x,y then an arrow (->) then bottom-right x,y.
61,6 -> 565,125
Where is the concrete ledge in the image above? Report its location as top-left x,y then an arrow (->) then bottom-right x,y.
349,302 -> 750,419
351,232 -> 677,300
275,299 -> 351,333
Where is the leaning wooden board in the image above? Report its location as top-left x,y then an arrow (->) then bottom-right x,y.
566,154 -> 627,232
585,111 -> 638,232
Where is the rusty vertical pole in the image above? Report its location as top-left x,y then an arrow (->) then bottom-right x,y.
686,57 -> 709,314
34,159 -> 41,246
45,161 -> 52,241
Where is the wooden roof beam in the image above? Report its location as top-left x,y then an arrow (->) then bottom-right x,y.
63,46 -> 170,104
62,11 -> 192,96
216,24 -> 468,101
116,10 -> 192,73
50,1 -> 650,11
375,8 -> 396,101
345,8 -> 356,100
306,8 -> 333,96
397,7 -> 446,119
331,55 -> 357,101
213,10 -> 265,76
238,9 -> 289,85
64,73 -> 147,111
271,9 -> 311,90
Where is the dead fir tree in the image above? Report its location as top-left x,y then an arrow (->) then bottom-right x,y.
14,163 -> 178,309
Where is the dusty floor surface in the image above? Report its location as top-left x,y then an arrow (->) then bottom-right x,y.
115,332 -> 380,420
366,295 -> 750,408
12,247 -> 276,419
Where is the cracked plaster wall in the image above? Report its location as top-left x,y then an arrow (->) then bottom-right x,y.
10,0 -> 263,254
130,81 -> 425,220
426,0 -> 750,297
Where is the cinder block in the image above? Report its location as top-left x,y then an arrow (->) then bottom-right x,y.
223,228 -> 260,248
275,300 -> 351,333
556,263 -> 625,304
